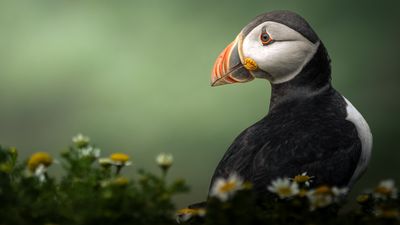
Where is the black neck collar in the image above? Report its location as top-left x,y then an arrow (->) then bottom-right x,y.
269,42 -> 332,111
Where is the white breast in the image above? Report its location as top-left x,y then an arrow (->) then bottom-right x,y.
343,96 -> 373,187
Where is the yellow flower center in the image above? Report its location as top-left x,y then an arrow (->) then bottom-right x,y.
219,181 -> 237,193
356,194 -> 370,203
312,195 -> 331,208
314,185 -> 331,195
27,152 -> 53,172
277,187 -> 293,196
298,189 -> 308,197
243,58 -> 258,71
380,209 -> 399,218
110,153 -> 130,163
294,175 -> 310,183
112,177 -> 129,186
8,147 -> 18,157
0,163 -> 13,173
243,181 -> 253,190
375,186 -> 392,195
177,208 -> 198,215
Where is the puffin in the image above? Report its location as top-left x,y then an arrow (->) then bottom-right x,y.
209,10 -> 373,197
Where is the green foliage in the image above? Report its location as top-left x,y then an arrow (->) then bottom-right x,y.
0,137 -> 399,225
0,141 -> 189,225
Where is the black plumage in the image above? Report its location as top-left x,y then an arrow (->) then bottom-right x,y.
209,11 -> 363,197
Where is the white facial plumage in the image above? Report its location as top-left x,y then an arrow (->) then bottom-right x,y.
241,21 -> 320,84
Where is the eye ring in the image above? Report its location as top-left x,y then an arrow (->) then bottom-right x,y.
260,32 -> 274,45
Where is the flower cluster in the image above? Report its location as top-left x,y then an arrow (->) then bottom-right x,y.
357,179 -> 399,220
267,172 -> 348,211
207,172 -> 348,212
373,179 -> 398,199
72,133 -> 101,158
0,137 -> 189,225
307,185 -> 348,211
97,153 -> 132,175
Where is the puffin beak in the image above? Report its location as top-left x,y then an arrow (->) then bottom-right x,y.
211,33 -> 254,87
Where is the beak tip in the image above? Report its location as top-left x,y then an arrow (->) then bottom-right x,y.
210,81 -> 218,87
210,77 -> 220,87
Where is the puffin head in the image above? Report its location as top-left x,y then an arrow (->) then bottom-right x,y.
211,10 -> 327,87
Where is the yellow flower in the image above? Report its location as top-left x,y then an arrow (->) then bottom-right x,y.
110,153 -> 129,162
375,186 -> 392,195
314,185 -> 332,195
27,152 -> 53,172
110,153 -> 132,166
0,163 -> 13,173
357,194 -> 370,204
242,181 -> 253,190
112,177 -> 129,186
176,208 -> 199,214
100,177 -> 129,188
308,193 -> 333,211
375,208 -> 400,219
306,185 -> 347,211
293,172 -> 314,186
176,208 -> 206,223
298,189 -> 308,197
8,147 -> 18,158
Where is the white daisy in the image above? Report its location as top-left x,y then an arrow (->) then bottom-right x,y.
34,164 -> 47,182
307,191 -> 333,211
374,179 -> 398,199
267,177 -> 299,199
332,186 -> 348,197
306,185 -> 347,211
155,153 -> 173,169
78,146 -> 101,158
72,133 -> 90,147
98,158 -> 113,168
210,173 -> 244,201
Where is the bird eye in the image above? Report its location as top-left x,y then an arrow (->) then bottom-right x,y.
260,32 -> 273,45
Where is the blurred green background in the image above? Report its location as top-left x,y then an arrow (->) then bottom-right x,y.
0,0 -> 399,207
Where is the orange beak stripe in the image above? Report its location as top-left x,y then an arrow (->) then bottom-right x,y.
211,40 -> 237,85
211,34 -> 255,86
